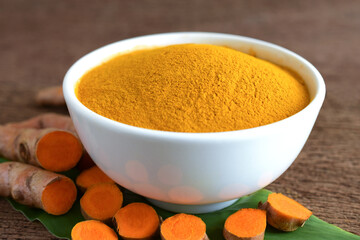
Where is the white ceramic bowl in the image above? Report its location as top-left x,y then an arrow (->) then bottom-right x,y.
63,32 -> 325,213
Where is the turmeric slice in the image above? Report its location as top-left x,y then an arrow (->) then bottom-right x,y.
0,126 -> 83,172
0,162 -> 77,215
114,202 -> 160,240
3,113 -> 76,134
223,208 -> 266,240
80,183 -> 123,224
258,192 -> 312,231
76,166 -> 114,192
36,86 -> 66,106
71,220 -> 118,240
161,213 -> 209,240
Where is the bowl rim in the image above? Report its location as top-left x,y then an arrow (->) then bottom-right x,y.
63,32 -> 326,141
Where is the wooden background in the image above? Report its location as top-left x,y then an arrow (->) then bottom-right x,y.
0,0 -> 359,239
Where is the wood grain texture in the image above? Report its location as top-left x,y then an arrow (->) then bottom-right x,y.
0,0 -> 359,238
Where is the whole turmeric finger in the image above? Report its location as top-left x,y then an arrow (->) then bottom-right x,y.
114,202 -> 160,240
161,213 -> 209,240
71,220 -> 118,240
36,86 -> 65,106
4,113 -> 76,134
258,192 -> 312,231
76,166 -> 114,192
0,162 -> 77,215
0,126 -> 83,172
80,183 -> 123,224
223,208 -> 266,240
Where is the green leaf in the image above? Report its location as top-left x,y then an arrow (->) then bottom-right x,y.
1,158 -> 359,239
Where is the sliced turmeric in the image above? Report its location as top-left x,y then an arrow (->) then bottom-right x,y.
36,86 -> 66,106
76,166 -> 115,192
258,192 -> 312,231
0,126 -> 83,172
113,202 -> 160,240
80,183 -> 123,224
71,220 -> 118,240
160,213 -> 209,240
0,162 -> 77,215
223,208 -> 266,240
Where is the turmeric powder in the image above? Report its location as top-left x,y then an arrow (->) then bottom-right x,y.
76,44 -> 310,133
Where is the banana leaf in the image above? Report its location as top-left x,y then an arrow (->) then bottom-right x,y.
1,158 -> 359,239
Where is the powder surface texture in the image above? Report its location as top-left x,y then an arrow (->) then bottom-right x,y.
76,44 -> 310,132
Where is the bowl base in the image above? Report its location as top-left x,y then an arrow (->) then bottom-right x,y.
146,198 -> 238,214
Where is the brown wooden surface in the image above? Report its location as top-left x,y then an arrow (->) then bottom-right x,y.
0,0 -> 359,239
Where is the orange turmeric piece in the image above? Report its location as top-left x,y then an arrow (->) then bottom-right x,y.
258,192 -> 312,231
71,220 -> 118,240
223,208 -> 266,240
114,202 -> 160,240
76,166 -> 115,192
80,183 -> 123,224
36,86 -> 66,106
161,213 -> 209,240
0,162 -> 77,215
0,126 -> 83,172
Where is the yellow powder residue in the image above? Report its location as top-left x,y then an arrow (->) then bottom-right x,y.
76,44 -> 310,132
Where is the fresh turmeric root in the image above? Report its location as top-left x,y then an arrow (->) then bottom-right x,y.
258,192 -> 312,232
3,113 -> 76,134
161,213 -> 209,240
80,183 -> 123,224
223,208 -> 266,240
71,220 -> 118,240
0,126 -> 83,172
0,162 -> 77,215
114,202 -> 160,240
36,86 -> 66,106
76,166 -> 115,192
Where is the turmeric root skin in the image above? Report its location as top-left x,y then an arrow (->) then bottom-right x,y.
0,162 -> 77,215
36,86 -> 66,106
71,220 -> 118,240
258,193 -> 312,232
0,127 -> 83,172
4,113 -> 77,134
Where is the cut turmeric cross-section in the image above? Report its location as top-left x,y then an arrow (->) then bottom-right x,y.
258,192 -> 312,231
0,126 -> 83,172
76,166 -> 115,192
80,183 -> 123,224
71,220 -> 118,240
161,213 -> 209,240
0,162 -> 77,215
223,208 -> 266,240
114,202 -> 160,240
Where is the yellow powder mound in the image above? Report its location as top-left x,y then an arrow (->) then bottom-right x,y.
76,44 -> 309,133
